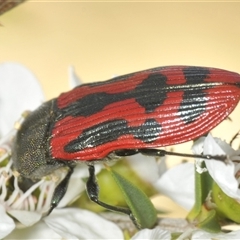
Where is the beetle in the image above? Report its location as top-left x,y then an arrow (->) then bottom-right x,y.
12,65 -> 240,222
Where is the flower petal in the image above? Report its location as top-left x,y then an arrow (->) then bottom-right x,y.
192,229 -> 240,239
126,154 -> 160,183
44,208 -> 124,239
0,205 -> 15,239
69,66 -> 82,88
7,210 -> 42,227
0,62 -> 44,136
202,135 -> 240,200
72,163 -> 102,178
57,177 -> 85,208
155,162 -> 195,210
132,227 -> 171,239
5,221 -> 61,239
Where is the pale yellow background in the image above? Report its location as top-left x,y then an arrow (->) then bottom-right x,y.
1,1 -> 240,218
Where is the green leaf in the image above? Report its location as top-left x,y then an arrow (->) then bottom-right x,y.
212,182 -> 240,223
109,168 -> 157,229
186,161 -> 221,232
197,209 -> 221,233
187,161 -> 213,221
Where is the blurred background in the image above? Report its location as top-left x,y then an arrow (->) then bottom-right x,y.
1,1 -> 240,218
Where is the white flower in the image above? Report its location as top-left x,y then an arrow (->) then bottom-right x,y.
131,227 -> 171,239
4,62 -> 240,239
0,62 -> 46,238
5,208 -> 123,239
0,63 -> 121,239
193,134 -> 240,200
153,134 -> 240,211
126,153 -> 162,184
191,229 -> 240,239
0,62 -> 45,137
154,160 -> 195,210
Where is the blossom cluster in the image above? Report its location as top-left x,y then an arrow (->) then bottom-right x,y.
1,63 -> 240,239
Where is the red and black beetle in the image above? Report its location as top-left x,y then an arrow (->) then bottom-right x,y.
12,66 -> 240,221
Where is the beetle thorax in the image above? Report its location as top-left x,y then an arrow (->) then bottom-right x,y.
12,99 -> 62,180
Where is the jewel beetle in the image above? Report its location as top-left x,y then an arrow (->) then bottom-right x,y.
12,65 -> 240,222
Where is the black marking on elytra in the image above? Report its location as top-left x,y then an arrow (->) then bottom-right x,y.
64,118 -> 162,152
134,73 -> 168,112
178,67 -> 210,123
60,73 -> 168,117
60,92 -> 113,117
183,67 -> 210,84
134,118 -> 163,142
178,92 -> 208,124
60,67 -> 214,122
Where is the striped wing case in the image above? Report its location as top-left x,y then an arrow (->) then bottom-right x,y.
50,66 -> 240,161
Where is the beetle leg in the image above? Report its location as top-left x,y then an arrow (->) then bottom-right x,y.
115,148 -> 192,157
114,149 -> 139,156
140,149 -> 227,161
47,165 -> 75,215
115,149 -> 226,162
86,164 -> 140,228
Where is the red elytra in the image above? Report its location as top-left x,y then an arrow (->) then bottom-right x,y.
50,66 -> 240,161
